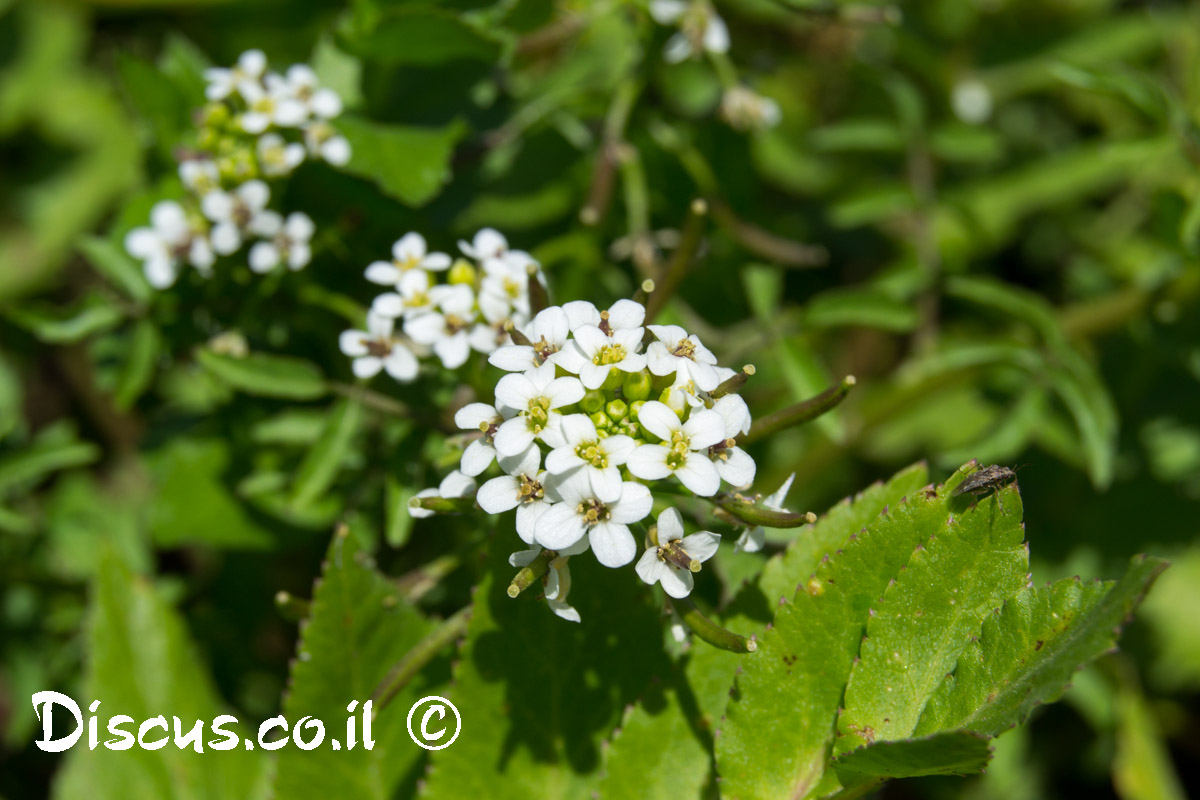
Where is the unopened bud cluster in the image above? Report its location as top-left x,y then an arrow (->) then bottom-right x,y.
124,49 -> 351,289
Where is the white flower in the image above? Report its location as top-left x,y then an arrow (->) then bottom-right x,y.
338,311 -> 418,381
467,317 -> 516,355
365,233 -> 452,286
371,269 -> 434,320
534,473 -> 652,567
720,86 -> 782,132
281,64 -> 344,119
204,49 -> 267,102
626,401 -> 726,496
179,160 -> 220,196
635,507 -> 720,598
477,255 -> 535,322
646,324 -> 720,391
403,284 -> 477,369
561,299 -> 645,335
509,548 -> 583,622
735,472 -> 794,554
410,470 -> 477,519
544,414 -> 637,501
248,212 -> 314,273
303,121 -> 351,166
257,133 -> 306,177
124,200 -> 213,289
493,363 -> 585,457
200,180 -> 275,255
650,0 -> 730,63
488,306 -> 570,372
454,402 -> 539,477
708,394 -> 756,488
237,78 -> 307,134
458,227 -> 526,267
554,323 -> 647,390
478,470 -> 558,544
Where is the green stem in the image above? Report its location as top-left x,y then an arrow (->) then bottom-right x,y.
330,382 -> 410,418
714,494 -> 817,528
409,495 -> 476,514
670,597 -> 757,653
743,376 -> 856,445
273,591 -> 311,622
393,553 -> 461,602
507,549 -> 554,598
645,198 -> 708,323
370,605 -> 472,716
710,365 -> 756,398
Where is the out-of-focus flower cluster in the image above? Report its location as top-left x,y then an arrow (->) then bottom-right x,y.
124,49 -> 351,289
339,228 -> 546,383
420,298 -> 758,621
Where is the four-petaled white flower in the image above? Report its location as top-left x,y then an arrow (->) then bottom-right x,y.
646,323 -> 720,391
493,363 -> 585,458
280,64 -> 344,119
635,507 -> 720,598
179,160 -> 220,197
707,394 -> 756,489
544,414 -> 637,502
237,78 -> 307,134
204,49 -> 267,101
627,401 -> 726,496
458,227 -> 526,268
403,284 -> 477,369
366,232 -> 452,286
338,311 -> 418,381
478,470 -> 558,544
477,253 -> 536,322
453,402 -> 540,478
554,323 -> 647,390
303,121 -> 352,166
410,470 -> 477,520
535,474 -> 651,567
720,86 -> 782,132
201,180 -> 276,255
562,299 -> 645,335
124,200 -> 214,289
649,0 -> 730,63
489,306 -> 570,373
249,212 -> 314,273
371,269 -> 435,320
735,472 -> 795,554
508,548 -> 584,622
257,132 -> 306,177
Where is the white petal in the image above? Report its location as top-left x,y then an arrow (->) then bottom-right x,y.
455,402 -> 498,431
494,373 -> 535,412
143,256 -> 176,289
704,15 -> 730,54
477,476 -> 520,514
238,180 -> 270,211
735,527 -> 766,554
609,481 -> 652,524
338,329 -> 368,356
489,345 -> 535,372
647,344 -> 678,377
766,473 -> 796,510
683,409 -> 726,450
589,522 -> 636,567
663,33 -> 693,63
439,470 -> 477,498
636,550 -> 670,586
497,443 -> 540,477
602,434 -> 636,464
311,88 -> 343,118
321,136 -> 351,165
557,413 -> 597,446
659,566 -> 694,598
606,299 -> 646,330
392,232 -> 427,262
675,457 -> 721,497
372,293 -> 405,318
544,447 -> 584,476
434,332 -> 470,368
656,507 -> 685,543
494,418 -> 536,457
544,377 -> 585,409
562,300 -> 600,331
714,395 -> 752,437
365,261 -> 400,286
716,447 -> 756,489
248,242 -> 279,273
649,0 -> 687,23
535,502 -> 587,550
352,356 -> 383,378
637,401 -> 680,441
460,440 -> 495,476
210,223 -> 241,255
383,347 -> 418,381
509,546 -> 541,567
589,466 -> 623,504
422,252 -> 451,270
681,531 -> 721,563
578,362 -> 609,390
515,502 -> 549,544
626,445 -> 672,481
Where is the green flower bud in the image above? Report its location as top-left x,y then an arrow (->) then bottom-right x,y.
605,399 -> 628,422
580,389 -> 606,414
448,259 -> 476,285
622,369 -> 653,401
589,411 -> 610,431
629,400 -> 645,419
602,368 -> 625,392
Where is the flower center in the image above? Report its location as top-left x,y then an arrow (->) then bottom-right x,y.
405,290 -> 430,308
670,339 -> 697,359
477,418 -> 501,443
395,255 -> 421,271
592,343 -> 626,366
666,430 -> 691,469
532,336 -> 560,365
576,498 -> 610,525
575,440 -> 609,468
517,474 -> 544,504
525,397 -> 551,432
363,338 -> 392,358
656,540 -> 701,572
503,277 -> 521,299
708,437 -> 735,460
444,314 -> 469,334
252,96 -> 275,115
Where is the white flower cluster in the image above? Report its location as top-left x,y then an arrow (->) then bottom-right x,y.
124,49 -> 351,289
426,299 -> 757,621
339,229 -> 546,382
649,0 -> 730,63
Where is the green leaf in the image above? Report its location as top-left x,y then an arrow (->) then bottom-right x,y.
195,349 -> 328,401
1113,674 -> 1187,800
116,50 -> 190,156
113,320 -> 160,409
835,481 -> 1028,751
0,352 -> 21,442
0,422 -> 99,495
422,548 -> 673,799
338,115 -> 467,207
914,554 -> 1167,738
311,35 -> 362,110
832,731 -> 992,780
338,7 -> 503,66
289,398 -> 362,509
757,461 -> 930,605
53,550 -> 268,800
5,293 -> 125,343
78,236 -> 152,304
157,34 -> 210,110
716,466 -> 976,800
804,287 -> 919,333
273,529 -> 436,800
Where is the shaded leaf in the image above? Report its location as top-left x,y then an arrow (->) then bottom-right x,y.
338,116 -> 467,207
832,731 -> 992,780
195,349 -> 328,401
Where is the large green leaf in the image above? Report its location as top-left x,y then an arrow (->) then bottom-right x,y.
338,7 -> 503,66
422,547 -> 674,799
289,397 -> 362,509
53,550 -> 268,800
338,116 -> 468,207
831,731 -> 992,780
273,528 -> 436,800
915,555 -> 1167,737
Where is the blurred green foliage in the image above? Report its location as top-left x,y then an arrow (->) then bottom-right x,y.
1,0 -> 1198,797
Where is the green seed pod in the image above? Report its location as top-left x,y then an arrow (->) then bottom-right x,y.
580,389 -> 606,414
622,369 -> 653,401
606,399 -> 628,421
447,259 -> 476,285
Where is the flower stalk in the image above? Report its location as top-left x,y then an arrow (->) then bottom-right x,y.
370,605 -> 472,716
409,495 -> 476,514
742,375 -> 856,445
507,549 -> 554,598
645,197 -> 708,324
714,494 -> 817,528
273,590 -> 311,622
711,364 -> 755,398
670,597 -> 757,654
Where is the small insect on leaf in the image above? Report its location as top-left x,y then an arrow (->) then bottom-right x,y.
952,464 -> 1019,512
